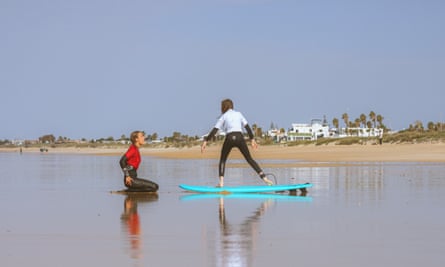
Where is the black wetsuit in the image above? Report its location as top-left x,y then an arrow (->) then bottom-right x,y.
206,109 -> 264,178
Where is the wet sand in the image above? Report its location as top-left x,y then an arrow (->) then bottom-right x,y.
1,147 -> 445,267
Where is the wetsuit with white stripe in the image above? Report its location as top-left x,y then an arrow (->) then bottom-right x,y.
205,109 -> 264,178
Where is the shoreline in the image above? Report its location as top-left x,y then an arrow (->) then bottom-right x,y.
2,143 -> 445,165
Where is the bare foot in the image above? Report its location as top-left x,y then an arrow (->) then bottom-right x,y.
262,177 -> 274,186
217,177 -> 224,187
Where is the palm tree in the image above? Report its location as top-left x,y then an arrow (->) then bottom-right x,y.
360,113 -> 367,128
369,111 -> 376,128
252,123 -> 257,136
255,127 -> 263,138
332,118 -> 339,129
332,118 -> 339,136
427,121 -> 435,131
342,113 -> 349,129
377,114 -> 384,128
252,123 -> 262,137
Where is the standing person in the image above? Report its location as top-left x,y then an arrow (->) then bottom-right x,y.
201,99 -> 273,187
379,129 -> 383,145
119,131 -> 159,192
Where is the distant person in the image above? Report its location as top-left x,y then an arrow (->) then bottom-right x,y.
379,129 -> 383,145
201,99 -> 273,187
119,131 -> 158,192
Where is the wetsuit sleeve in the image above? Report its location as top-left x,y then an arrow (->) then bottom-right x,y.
244,124 -> 255,140
205,127 -> 219,142
119,155 -> 133,176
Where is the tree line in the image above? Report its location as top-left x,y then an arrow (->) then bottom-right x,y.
2,112 -> 444,146
332,111 -> 385,130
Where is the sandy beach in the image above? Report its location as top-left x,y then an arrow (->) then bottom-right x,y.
142,142 -> 445,161
3,143 -> 445,166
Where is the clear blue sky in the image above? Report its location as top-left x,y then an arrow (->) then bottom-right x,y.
1,0 -> 444,140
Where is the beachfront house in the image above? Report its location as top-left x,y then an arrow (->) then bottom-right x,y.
267,128 -> 287,143
287,119 -> 330,141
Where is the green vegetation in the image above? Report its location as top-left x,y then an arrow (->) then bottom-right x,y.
2,119 -> 444,149
384,130 -> 445,144
282,129 -> 445,147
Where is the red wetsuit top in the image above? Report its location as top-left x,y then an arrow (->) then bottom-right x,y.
124,144 -> 141,170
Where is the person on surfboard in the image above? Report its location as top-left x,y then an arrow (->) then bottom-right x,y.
119,131 -> 159,192
201,99 -> 273,187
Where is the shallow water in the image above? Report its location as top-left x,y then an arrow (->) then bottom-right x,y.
1,152 -> 444,267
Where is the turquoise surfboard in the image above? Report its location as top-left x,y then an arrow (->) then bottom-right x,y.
179,183 -> 312,194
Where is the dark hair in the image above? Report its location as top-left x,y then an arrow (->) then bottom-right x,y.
130,131 -> 142,144
221,99 -> 233,114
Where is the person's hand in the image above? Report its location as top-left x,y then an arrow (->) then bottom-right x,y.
201,141 -> 207,153
251,139 -> 258,149
125,176 -> 133,186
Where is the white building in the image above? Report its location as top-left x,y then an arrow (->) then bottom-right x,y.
267,128 -> 286,143
287,119 -> 330,141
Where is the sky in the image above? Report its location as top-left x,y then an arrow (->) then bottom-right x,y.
1,0 -> 444,140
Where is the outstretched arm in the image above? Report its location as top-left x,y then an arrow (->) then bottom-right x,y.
201,127 -> 218,153
245,124 -> 258,149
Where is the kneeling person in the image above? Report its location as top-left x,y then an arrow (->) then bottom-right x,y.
119,131 -> 158,192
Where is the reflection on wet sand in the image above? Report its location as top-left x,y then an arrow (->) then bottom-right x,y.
120,193 -> 158,260
330,164 -> 385,205
211,191 -> 310,267
216,197 -> 272,267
